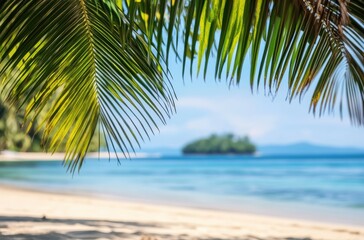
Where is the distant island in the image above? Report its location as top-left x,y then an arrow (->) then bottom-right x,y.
182,134 -> 256,155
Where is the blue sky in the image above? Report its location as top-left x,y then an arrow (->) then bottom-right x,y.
141,60 -> 364,150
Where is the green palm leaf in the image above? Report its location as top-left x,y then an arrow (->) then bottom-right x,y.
0,0 -> 175,172
1,0 -> 363,171
131,0 -> 363,123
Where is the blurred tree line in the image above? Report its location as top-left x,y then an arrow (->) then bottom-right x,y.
0,96 -> 36,151
182,134 -> 256,155
0,94 -> 100,152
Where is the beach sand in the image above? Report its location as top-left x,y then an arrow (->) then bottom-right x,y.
0,151 -> 151,161
0,185 -> 363,240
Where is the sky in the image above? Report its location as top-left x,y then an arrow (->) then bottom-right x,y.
140,60 -> 364,150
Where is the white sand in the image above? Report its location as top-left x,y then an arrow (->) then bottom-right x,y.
0,185 -> 363,240
0,151 -> 152,161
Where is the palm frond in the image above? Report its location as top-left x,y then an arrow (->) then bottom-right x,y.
1,0 -> 363,171
0,0 -> 175,172
129,0 -> 364,124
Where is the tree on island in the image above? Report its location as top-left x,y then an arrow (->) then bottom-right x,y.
182,134 -> 256,155
0,1 -> 363,171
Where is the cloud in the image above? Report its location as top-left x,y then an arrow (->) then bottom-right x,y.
185,117 -> 217,133
158,125 -> 181,134
142,93 -> 364,149
173,96 -> 278,139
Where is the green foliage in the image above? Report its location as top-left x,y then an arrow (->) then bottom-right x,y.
0,0 -> 363,171
0,95 -> 101,153
182,134 -> 256,155
0,98 -> 33,152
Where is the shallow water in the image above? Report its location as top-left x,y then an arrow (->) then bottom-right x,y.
1,154 -> 364,224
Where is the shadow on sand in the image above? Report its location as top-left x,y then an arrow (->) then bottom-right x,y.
0,216 -> 314,240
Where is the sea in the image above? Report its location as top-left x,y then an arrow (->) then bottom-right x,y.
1,154 -> 364,225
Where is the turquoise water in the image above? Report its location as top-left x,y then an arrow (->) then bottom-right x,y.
1,154 -> 364,224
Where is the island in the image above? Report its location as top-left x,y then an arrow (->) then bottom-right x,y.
182,134 -> 256,155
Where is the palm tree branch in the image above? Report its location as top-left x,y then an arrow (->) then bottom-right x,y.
0,0 -> 176,172
125,0 -> 363,124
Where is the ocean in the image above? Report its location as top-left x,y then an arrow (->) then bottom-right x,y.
1,154 -> 364,225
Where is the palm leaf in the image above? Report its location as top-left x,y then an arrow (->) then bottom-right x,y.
0,0 -> 175,172
1,0 -> 363,171
131,0 -> 364,123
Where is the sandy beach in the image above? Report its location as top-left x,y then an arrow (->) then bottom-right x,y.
0,185 -> 363,240
0,151 -> 152,162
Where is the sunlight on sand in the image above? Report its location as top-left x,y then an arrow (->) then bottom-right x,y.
0,186 -> 363,240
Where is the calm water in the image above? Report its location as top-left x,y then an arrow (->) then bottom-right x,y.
1,154 -> 364,224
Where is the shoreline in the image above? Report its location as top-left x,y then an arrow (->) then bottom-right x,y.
0,150 -> 155,161
1,157 -> 364,228
0,184 -> 363,239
